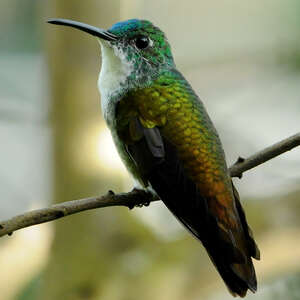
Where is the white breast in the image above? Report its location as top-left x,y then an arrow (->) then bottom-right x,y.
97,41 -> 133,124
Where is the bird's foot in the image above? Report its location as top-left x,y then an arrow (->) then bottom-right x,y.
128,188 -> 154,209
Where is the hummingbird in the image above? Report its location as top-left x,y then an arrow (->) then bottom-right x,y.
48,18 -> 260,297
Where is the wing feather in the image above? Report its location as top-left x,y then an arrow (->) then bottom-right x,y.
122,117 -> 259,297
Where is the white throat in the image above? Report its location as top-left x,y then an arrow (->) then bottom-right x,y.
98,41 -> 133,124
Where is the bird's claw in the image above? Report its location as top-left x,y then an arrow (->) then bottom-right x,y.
128,188 -> 152,209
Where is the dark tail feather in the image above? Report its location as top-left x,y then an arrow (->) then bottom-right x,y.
204,183 -> 260,297
206,247 -> 257,297
232,183 -> 260,261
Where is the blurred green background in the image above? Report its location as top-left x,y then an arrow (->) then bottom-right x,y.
0,0 -> 300,299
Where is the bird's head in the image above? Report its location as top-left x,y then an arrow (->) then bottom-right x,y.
48,18 -> 175,93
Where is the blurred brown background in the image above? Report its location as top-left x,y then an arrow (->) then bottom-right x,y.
0,0 -> 300,299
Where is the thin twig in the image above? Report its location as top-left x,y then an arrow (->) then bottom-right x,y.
0,132 -> 299,238
229,132 -> 300,178
0,190 -> 157,238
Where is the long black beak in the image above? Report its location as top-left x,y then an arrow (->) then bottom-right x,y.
47,18 -> 118,41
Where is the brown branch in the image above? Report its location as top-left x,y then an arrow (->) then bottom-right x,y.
0,132 -> 299,238
229,132 -> 300,178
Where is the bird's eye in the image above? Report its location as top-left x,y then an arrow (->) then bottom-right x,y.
134,36 -> 150,49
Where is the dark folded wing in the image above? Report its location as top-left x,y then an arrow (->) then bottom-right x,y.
122,117 -> 259,297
